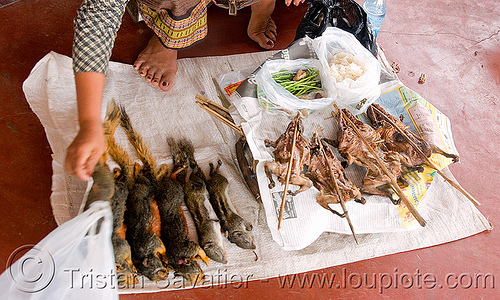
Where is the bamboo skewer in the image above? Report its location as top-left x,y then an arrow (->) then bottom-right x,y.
334,105 -> 427,227
195,94 -> 232,120
278,118 -> 299,230
370,105 -> 480,206
196,100 -> 242,134
195,94 -> 232,119
195,94 -> 244,135
317,138 -> 358,244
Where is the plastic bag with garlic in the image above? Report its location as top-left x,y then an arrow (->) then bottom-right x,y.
313,27 -> 381,114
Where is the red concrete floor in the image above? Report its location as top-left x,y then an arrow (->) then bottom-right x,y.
1,0 -> 499,299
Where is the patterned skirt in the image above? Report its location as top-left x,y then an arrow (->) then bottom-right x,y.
134,0 -> 260,49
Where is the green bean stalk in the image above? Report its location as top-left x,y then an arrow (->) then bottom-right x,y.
272,67 -> 322,97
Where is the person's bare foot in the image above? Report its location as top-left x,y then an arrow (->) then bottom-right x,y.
133,37 -> 178,91
248,0 -> 277,49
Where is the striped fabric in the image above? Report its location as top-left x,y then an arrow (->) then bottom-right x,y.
137,0 -> 211,49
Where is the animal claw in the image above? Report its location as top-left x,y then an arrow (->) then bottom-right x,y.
197,248 -> 210,266
391,197 -> 401,205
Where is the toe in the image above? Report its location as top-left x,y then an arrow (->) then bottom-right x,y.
159,80 -> 172,91
265,39 -> 274,49
133,60 -> 142,70
266,29 -> 277,42
159,75 -> 174,91
256,34 -> 274,49
267,20 -> 277,40
138,65 -> 149,77
269,20 -> 277,34
151,75 -> 161,87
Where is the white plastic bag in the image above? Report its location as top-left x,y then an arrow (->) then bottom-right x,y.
0,201 -> 118,300
255,58 -> 334,115
313,27 -> 381,114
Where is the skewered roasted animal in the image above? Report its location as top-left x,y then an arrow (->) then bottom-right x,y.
206,160 -> 256,250
367,103 -> 458,165
264,114 -> 313,196
104,101 -> 168,281
117,104 -> 208,282
334,108 -> 407,203
367,104 -> 480,206
307,132 -> 362,216
367,104 -> 429,169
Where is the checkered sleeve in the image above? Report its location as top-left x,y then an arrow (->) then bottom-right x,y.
73,0 -> 130,74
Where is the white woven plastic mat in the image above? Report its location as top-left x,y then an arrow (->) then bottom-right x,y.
22,51 -> 491,293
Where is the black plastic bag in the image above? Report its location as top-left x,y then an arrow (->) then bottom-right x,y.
294,0 -> 378,56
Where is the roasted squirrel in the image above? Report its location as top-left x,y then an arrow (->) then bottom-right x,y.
84,159 -> 137,285
118,104 -> 208,282
104,101 -> 168,281
171,138 -> 227,264
206,160 -> 256,250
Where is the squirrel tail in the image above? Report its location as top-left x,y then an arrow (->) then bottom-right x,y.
118,105 -> 157,180
104,99 -> 134,185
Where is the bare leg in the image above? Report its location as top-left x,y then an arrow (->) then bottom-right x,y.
133,37 -> 178,91
248,0 -> 277,49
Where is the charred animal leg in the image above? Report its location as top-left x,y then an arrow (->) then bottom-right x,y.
288,174 -> 313,196
398,176 -> 411,188
316,195 -> 346,218
355,197 -> 366,205
264,161 -> 278,189
431,144 -> 459,162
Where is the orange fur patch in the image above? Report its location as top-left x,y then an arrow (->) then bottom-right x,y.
150,200 -> 162,238
116,222 -> 127,239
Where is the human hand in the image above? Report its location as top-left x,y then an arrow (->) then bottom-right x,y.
285,0 -> 304,6
65,123 -> 105,181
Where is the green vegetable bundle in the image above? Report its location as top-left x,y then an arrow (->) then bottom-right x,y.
272,67 -> 322,97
